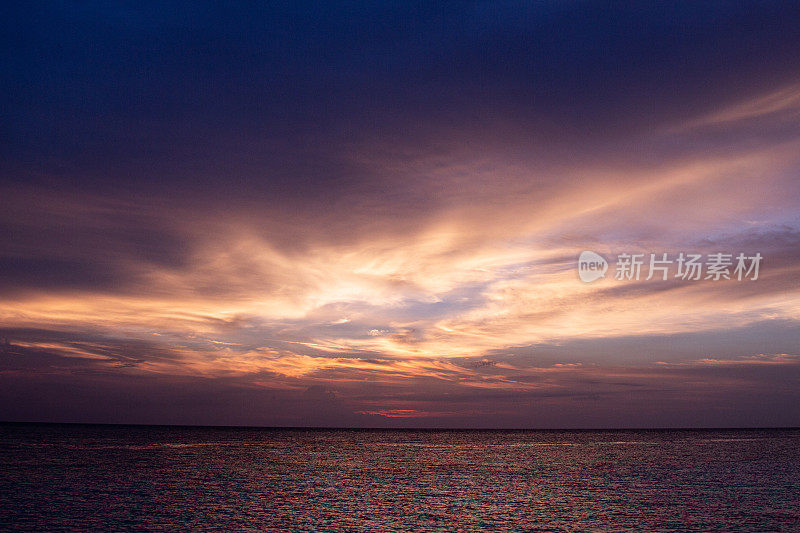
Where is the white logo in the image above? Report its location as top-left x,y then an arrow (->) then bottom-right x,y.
578,251 -> 608,283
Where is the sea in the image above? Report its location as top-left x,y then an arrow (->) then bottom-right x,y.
1,424 -> 799,532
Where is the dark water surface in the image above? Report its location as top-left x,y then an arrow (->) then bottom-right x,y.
1,424 -> 799,532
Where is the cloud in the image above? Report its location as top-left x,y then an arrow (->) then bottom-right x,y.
3,1 -> 800,426
679,83 -> 800,130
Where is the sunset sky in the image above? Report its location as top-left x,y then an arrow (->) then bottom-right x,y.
2,1 -> 800,428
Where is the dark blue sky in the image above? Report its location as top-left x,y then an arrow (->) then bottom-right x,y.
5,1 -> 800,195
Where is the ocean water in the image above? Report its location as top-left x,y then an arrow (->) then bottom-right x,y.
1,424 -> 799,532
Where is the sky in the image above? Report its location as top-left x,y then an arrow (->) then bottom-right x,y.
2,1 -> 800,428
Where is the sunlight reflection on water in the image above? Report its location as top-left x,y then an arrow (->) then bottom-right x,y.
1,425 -> 799,532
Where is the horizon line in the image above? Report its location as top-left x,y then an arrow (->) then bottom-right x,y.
2,421 -> 799,432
